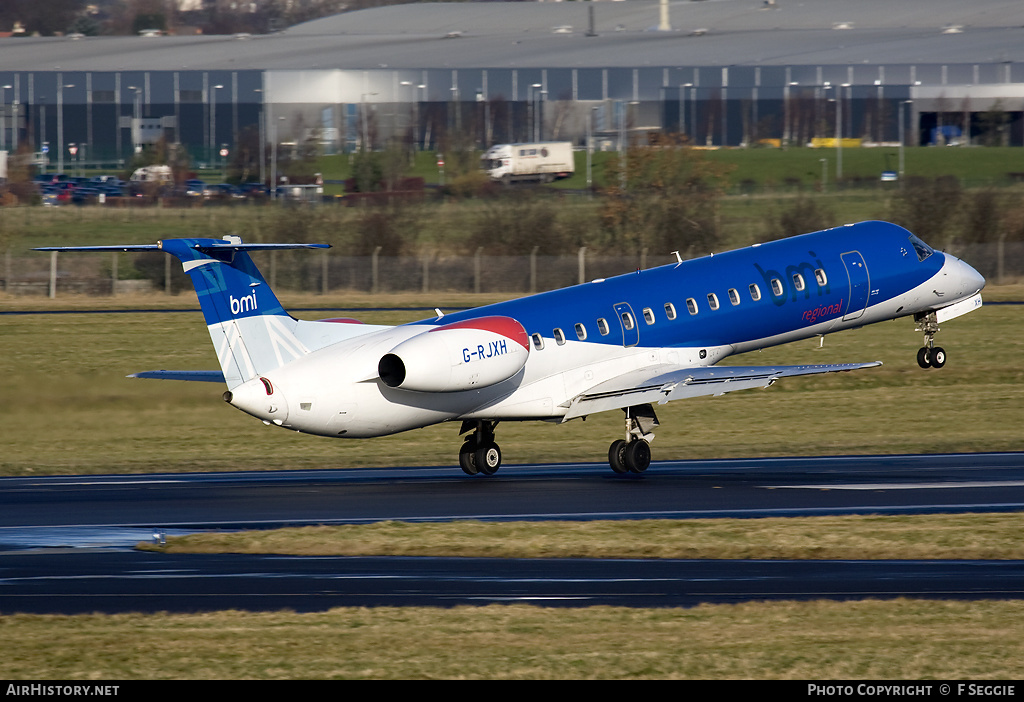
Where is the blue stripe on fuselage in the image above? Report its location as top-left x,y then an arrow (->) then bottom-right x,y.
427,221 -> 943,349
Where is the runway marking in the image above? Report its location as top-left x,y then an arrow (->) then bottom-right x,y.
770,481 -> 1024,491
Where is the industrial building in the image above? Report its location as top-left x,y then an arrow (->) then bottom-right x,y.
1,0 -> 1022,174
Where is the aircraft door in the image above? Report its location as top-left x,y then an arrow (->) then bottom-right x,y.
613,302 -> 640,347
841,251 -> 870,321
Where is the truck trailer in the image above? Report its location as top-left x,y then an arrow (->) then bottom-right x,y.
481,142 -> 575,184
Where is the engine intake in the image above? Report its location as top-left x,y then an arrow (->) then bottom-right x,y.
378,316 -> 530,392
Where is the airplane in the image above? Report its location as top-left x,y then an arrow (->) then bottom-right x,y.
37,220 -> 986,476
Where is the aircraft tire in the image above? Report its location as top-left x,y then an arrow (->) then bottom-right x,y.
916,347 -> 932,369
608,440 -> 629,474
624,439 -> 651,473
930,347 -> 947,368
459,441 -> 479,475
475,442 -> 502,475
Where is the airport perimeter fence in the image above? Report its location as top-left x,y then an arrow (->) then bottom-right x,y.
3,242 -> 1021,299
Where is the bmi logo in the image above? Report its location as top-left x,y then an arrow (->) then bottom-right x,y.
230,291 -> 258,315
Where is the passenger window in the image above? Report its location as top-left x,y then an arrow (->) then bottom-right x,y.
531,333 -> 544,350
597,318 -> 610,336
621,311 -> 635,330
728,288 -> 740,306
574,323 -> 587,341
553,328 -> 565,345
707,293 -> 719,311
815,269 -> 828,286
664,303 -> 677,320
770,278 -> 784,297
686,298 -> 698,315
749,283 -> 761,301
642,307 -> 655,325
792,273 -> 806,292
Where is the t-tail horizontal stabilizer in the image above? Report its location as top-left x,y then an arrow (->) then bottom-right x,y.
36,237 -> 329,390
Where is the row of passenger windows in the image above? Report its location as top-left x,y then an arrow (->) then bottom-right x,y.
529,268 -> 828,351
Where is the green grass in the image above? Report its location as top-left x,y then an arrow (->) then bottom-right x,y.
1,297 -> 1021,476
140,513 -> 1024,560
4,600 -> 1024,679
312,146 -> 1024,191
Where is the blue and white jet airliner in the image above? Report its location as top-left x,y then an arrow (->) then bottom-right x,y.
39,220 -> 985,475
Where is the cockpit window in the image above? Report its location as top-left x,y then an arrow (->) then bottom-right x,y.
909,234 -> 934,262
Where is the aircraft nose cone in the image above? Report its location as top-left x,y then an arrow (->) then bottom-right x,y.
960,257 -> 986,294
944,252 -> 985,296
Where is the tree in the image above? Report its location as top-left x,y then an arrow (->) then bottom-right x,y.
599,146 -> 732,255
771,196 -> 835,241
888,176 -> 963,248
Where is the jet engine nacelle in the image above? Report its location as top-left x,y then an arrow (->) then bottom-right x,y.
378,316 -> 530,392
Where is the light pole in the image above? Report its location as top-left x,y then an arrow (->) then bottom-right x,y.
11,99 -> 18,152
360,92 -> 377,151
898,99 -> 913,178
679,83 -> 692,138
57,80 -> 74,174
0,85 -> 10,152
127,86 -> 142,155
254,88 -> 265,188
210,84 -> 223,166
837,83 -> 850,182
271,115 -> 285,200
784,81 -> 797,147
586,105 -> 597,191
530,83 -> 541,142
619,101 -> 639,192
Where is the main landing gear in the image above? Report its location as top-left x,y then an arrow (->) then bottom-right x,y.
608,404 -> 659,474
458,420 -> 502,476
914,311 -> 947,369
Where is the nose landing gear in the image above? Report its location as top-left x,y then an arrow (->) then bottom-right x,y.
915,312 -> 947,369
608,404 -> 659,474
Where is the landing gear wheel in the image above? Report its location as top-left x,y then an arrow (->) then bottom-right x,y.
930,346 -> 947,368
459,441 -> 479,476
608,439 -> 629,474
624,439 -> 651,473
917,347 -> 932,369
474,442 -> 502,475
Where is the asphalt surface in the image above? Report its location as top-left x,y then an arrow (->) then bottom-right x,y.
2,452 -> 1023,613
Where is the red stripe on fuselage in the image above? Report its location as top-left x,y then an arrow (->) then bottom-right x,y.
430,315 -> 530,350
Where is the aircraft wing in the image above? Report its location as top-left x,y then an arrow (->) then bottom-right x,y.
562,361 -> 881,420
128,370 -> 226,383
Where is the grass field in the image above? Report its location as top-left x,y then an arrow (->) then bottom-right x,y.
312,146 -> 1024,191
2,290 -> 1020,475
5,600 -> 1024,679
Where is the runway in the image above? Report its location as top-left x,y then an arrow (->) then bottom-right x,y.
1,452 -> 1023,613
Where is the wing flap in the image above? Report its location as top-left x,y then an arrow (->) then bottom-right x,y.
563,362 -> 881,419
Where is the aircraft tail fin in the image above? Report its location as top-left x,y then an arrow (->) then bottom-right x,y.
36,238 -> 329,390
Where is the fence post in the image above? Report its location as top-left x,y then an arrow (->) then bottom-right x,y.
371,246 -> 381,294
474,247 -> 483,294
530,246 -> 538,294
997,235 -> 1005,285
577,246 -> 587,285
321,248 -> 329,295
270,250 -> 277,289
4,250 -> 10,293
640,246 -> 648,271
164,254 -> 172,295
422,254 -> 430,294
111,252 -> 118,295
49,251 -> 57,299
